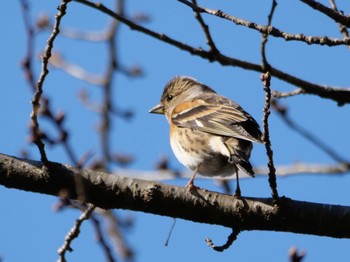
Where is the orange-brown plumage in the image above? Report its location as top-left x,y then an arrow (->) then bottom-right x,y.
150,76 -> 262,196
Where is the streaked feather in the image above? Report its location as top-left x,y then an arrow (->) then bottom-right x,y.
171,93 -> 262,143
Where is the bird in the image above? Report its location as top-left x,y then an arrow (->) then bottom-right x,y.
149,76 -> 262,196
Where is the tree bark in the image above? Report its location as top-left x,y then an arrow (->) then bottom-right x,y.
1,153 -> 350,238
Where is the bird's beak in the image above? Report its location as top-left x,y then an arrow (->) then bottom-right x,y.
149,103 -> 165,114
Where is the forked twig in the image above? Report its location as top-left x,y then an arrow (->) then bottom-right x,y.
73,0 -> 350,105
191,0 -> 218,54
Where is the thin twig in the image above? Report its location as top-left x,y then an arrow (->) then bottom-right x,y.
205,229 -> 239,252
89,213 -> 117,262
272,88 -> 305,98
300,0 -> 350,27
21,1 -> 82,168
260,2 -> 279,200
329,0 -> 350,50
73,0 -> 350,105
179,0 -> 350,46
100,17 -> 119,167
261,72 -> 279,200
95,1 -> 135,259
272,100 -> 350,164
57,204 -> 96,262
19,0 -> 37,92
30,0 -> 70,163
254,162 -> 350,176
61,28 -> 111,41
49,53 -> 105,85
102,210 -> 134,260
191,0 -> 218,54
20,0 -> 89,205
261,0 -> 277,71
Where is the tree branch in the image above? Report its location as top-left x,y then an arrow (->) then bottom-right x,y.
261,72 -> 279,200
300,0 -> 350,27
272,88 -> 305,98
57,204 -> 96,262
1,153 -> 350,238
179,0 -> 350,46
272,100 -> 349,164
191,0 -> 218,53
72,0 -> 350,106
31,0 -> 71,163
329,0 -> 350,51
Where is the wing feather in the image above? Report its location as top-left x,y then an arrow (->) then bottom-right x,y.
171,93 -> 262,143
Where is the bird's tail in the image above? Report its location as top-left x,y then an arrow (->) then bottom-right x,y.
237,161 -> 255,177
228,154 -> 255,177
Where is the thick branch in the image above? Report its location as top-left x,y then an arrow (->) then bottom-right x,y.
1,154 -> 350,238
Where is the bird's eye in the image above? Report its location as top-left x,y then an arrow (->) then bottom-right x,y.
167,94 -> 173,101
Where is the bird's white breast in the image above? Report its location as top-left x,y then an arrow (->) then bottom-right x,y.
170,137 -> 202,171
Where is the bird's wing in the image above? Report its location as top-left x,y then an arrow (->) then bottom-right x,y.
171,94 -> 262,143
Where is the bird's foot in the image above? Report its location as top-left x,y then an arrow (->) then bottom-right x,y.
233,187 -> 241,199
185,178 -> 200,191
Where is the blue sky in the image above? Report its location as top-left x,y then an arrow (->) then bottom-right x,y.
1,0 -> 350,261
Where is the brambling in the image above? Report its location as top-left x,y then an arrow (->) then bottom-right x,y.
149,76 -> 262,196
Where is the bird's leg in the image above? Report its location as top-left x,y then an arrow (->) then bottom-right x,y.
186,164 -> 200,190
234,171 -> 241,198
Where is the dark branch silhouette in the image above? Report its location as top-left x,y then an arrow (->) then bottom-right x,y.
30,0 -> 71,163
1,153 -> 350,238
300,0 -> 350,27
179,0 -> 350,46
72,0 -> 350,105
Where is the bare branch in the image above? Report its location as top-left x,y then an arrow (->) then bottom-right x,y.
73,0 -> 350,105
19,0 -> 37,92
61,28 -> 111,41
272,100 -> 350,164
272,89 -> 305,98
31,1 -> 71,163
21,1 -> 83,168
101,210 -> 134,260
261,0 -> 277,71
205,229 -> 239,252
89,212 -> 117,262
254,162 -> 350,176
99,17 -> 119,167
300,0 -> 350,27
329,0 -> 350,50
261,72 -> 279,200
260,0 -> 278,203
1,154 -> 350,238
179,0 -> 350,46
57,204 -> 96,262
49,53 -> 105,85
191,0 -> 219,53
